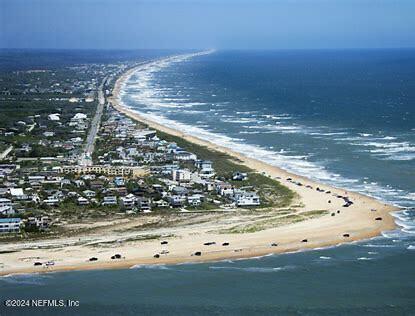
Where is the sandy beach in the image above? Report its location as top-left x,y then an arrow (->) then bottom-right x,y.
0,61 -> 399,277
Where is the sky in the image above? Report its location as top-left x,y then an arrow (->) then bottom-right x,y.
1,0 -> 415,50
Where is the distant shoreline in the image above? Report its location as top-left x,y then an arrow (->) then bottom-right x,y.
0,55 -> 399,277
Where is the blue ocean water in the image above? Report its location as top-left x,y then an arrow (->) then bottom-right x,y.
1,50 -> 415,315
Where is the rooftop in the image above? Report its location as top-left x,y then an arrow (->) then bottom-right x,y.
0,218 -> 21,223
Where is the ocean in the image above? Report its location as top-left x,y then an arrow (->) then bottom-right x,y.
1,49 -> 415,315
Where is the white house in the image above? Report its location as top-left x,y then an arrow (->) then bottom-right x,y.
234,192 -> 260,207
187,194 -> 203,206
48,113 -> 60,121
175,151 -> 197,161
216,183 -> 234,197
83,190 -> 96,198
102,196 -> 118,206
136,197 -> 151,212
0,198 -> 14,215
154,200 -> 169,208
43,198 -> 60,206
9,188 -> 27,200
43,131 -> 55,137
69,97 -> 80,103
121,194 -> 136,210
172,169 -> 192,182
73,113 -> 87,121
196,160 -> 215,179
77,197 -> 89,205
133,129 -> 157,140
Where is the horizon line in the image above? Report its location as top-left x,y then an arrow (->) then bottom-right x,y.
1,47 -> 415,51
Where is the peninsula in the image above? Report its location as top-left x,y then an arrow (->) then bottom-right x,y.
0,54 -> 398,276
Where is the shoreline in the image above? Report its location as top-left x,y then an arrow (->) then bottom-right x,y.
0,56 -> 400,277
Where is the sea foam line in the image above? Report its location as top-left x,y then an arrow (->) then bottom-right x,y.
118,50 -> 415,232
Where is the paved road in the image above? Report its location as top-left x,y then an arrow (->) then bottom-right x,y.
79,77 -> 107,166
0,145 -> 13,160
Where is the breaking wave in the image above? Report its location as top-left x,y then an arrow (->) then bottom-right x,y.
119,50 -> 415,245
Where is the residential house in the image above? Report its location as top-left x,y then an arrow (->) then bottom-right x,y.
196,160 -> 215,179
102,196 -> 117,206
43,198 -> 60,206
9,188 -> 28,200
233,172 -> 248,181
187,194 -> 203,206
175,151 -> 197,161
26,216 -> 51,231
168,195 -> 186,207
216,183 -> 234,197
0,218 -> 22,233
154,199 -> 169,208
120,194 -> 135,210
136,197 -> 151,212
172,169 -> 192,182
172,186 -> 188,196
48,113 -> 60,121
234,191 -> 260,207
77,197 -> 89,205
114,177 -> 125,187
0,198 -> 14,215
83,190 -> 96,198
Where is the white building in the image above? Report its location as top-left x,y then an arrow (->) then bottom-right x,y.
48,113 -> 60,121
133,129 -> 157,140
0,198 -> 14,215
187,195 -> 203,206
43,131 -> 55,137
234,192 -> 260,207
83,190 -> 96,198
172,169 -> 192,182
216,183 -> 234,197
136,197 -> 151,212
69,97 -> 80,103
175,151 -> 197,161
43,198 -> 60,206
121,194 -> 136,210
72,113 -> 87,121
196,160 -> 215,179
102,196 -> 118,206
77,197 -> 89,205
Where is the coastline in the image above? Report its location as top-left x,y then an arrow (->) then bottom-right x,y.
0,58 -> 400,277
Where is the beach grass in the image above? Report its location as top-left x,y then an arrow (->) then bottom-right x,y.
155,129 -> 296,208
218,209 -> 329,234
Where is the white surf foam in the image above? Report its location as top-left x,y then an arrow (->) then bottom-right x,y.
209,265 -> 296,273
119,51 -> 415,239
130,264 -> 170,270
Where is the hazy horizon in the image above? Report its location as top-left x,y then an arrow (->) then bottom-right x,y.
1,0 -> 415,50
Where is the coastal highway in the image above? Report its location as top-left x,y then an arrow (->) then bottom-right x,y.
79,77 -> 107,166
